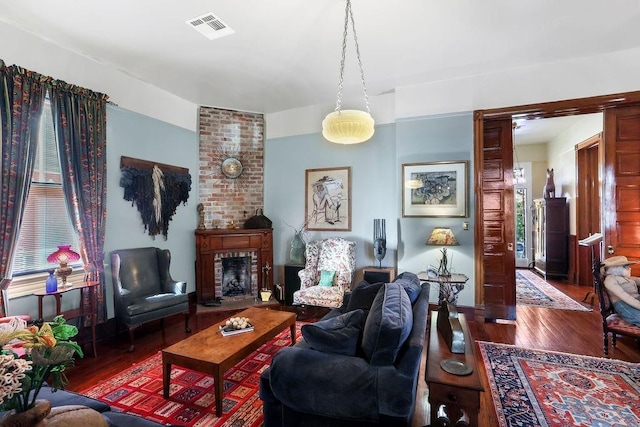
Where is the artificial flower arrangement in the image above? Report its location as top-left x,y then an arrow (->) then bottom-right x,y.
0,315 -> 83,414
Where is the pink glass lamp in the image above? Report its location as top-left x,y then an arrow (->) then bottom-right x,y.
47,245 -> 81,287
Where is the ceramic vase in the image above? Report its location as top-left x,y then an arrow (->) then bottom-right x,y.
289,232 -> 305,265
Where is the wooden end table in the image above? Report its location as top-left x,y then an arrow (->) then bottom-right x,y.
426,310 -> 483,426
162,306 -> 296,417
34,281 -> 99,357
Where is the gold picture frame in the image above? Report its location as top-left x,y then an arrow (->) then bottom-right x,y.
402,161 -> 468,217
305,166 -> 351,231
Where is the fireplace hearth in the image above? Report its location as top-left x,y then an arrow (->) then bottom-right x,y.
195,229 -> 273,306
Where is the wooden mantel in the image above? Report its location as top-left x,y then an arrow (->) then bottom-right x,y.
194,228 -> 273,305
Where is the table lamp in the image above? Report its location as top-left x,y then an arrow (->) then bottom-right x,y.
47,245 -> 81,287
426,227 -> 459,277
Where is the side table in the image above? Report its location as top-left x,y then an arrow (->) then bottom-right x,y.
426,310 -> 483,426
34,281 -> 99,357
362,266 -> 396,284
417,272 -> 469,305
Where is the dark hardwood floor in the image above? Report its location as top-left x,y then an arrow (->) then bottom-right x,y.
64,275 -> 640,427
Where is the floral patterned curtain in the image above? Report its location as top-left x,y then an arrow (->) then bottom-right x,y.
50,83 -> 108,324
0,60 -> 46,317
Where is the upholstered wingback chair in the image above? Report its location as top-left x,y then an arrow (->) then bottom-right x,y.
110,247 -> 191,352
293,237 -> 356,308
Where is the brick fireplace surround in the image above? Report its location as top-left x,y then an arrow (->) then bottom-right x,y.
195,228 -> 274,305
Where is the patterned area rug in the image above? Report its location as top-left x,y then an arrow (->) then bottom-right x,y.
82,323 -> 302,427
516,269 -> 590,311
479,341 -> 640,426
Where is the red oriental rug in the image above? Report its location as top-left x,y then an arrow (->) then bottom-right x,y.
479,341 -> 640,426
81,323 -> 303,427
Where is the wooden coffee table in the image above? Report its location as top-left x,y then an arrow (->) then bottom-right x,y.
162,306 -> 296,416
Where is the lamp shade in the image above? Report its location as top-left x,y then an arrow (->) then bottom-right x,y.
47,245 -> 80,265
426,228 -> 459,246
322,110 -> 375,144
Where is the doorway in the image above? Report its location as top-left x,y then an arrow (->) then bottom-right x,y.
474,91 -> 640,320
513,162 -> 532,268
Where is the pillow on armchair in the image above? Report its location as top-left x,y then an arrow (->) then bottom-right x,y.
318,270 -> 336,287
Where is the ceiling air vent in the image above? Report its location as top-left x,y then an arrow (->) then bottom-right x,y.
186,12 -> 235,40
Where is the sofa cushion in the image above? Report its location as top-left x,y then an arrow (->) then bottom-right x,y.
318,270 -> 336,287
393,272 -> 422,304
301,309 -> 365,355
346,280 -> 385,312
362,282 -> 413,365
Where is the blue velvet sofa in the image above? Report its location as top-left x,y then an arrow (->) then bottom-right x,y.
260,272 -> 430,427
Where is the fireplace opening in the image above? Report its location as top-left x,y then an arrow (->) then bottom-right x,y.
221,256 -> 251,297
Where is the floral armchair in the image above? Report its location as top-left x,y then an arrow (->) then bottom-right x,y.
293,237 -> 356,308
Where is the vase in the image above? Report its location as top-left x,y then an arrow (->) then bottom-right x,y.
1,400 -> 51,427
45,271 -> 58,293
289,232 -> 306,265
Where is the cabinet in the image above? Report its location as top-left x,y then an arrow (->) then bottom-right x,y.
284,264 -> 304,306
532,198 -> 568,279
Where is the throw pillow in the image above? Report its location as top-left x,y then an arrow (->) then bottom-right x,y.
301,309 -> 366,355
361,282 -> 413,366
318,270 -> 336,287
393,272 -> 422,304
347,280 -> 385,312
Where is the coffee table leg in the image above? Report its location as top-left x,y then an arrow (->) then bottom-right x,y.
163,361 -> 171,398
214,366 -> 223,417
290,323 -> 296,344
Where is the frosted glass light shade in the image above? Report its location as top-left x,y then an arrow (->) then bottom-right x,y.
322,110 -> 375,144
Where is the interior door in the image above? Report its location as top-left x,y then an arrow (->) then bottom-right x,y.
603,106 -> 640,269
576,134 -> 602,287
481,118 -> 516,320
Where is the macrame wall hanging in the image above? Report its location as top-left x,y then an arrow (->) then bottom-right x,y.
119,156 -> 191,239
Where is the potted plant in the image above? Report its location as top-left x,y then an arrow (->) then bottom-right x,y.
0,316 -> 83,425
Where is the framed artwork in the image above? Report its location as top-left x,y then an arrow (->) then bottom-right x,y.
305,166 -> 351,231
402,161 -> 468,217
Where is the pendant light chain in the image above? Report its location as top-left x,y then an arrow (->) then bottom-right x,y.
334,0 -> 370,114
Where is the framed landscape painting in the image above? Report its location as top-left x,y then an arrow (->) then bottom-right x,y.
402,161 -> 468,217
305,166 -> 351,231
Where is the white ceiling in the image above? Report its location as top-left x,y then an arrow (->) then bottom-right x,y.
2,0 -> 640,118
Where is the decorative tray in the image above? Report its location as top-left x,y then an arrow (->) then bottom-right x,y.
219,316 -> 254,336
440,358 -> 473,376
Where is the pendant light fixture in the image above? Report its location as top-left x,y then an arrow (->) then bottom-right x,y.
322,0 -> 375,144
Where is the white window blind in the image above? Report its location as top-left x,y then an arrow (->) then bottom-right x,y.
12,99 -> 81,276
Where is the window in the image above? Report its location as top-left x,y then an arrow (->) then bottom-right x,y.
12,98 -> 81,277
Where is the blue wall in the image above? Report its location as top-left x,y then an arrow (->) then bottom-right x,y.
11,108 -> 475,319
10,106 -> 198,319
265,112 -> 475,305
